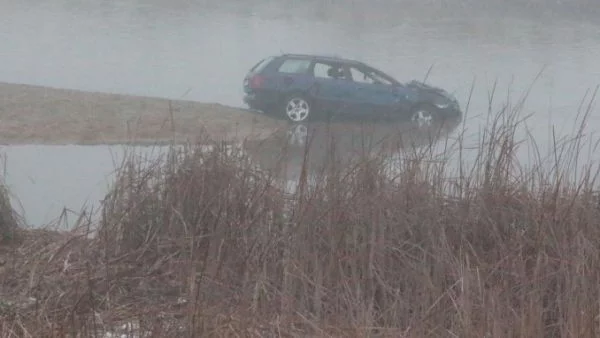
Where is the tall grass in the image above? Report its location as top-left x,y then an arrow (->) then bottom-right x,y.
0,178 -> 17,243
2,85 -> 600,337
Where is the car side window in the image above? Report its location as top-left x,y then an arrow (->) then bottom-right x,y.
312,62 -> 347,80
312,62 -> 331,79
277,59 -> 311,74
350,65 -> 395,85
349,66 -> 376,84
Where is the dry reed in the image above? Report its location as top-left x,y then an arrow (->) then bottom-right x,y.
1,84 -> 600,337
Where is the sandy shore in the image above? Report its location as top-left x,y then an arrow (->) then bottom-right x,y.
0,82 -> 284,145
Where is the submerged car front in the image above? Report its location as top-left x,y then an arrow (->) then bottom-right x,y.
406,80 -> 462,117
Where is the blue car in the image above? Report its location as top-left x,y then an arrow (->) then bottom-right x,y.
243,53 -> 461,124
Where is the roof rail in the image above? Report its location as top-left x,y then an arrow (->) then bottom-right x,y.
280,53 -> 361,63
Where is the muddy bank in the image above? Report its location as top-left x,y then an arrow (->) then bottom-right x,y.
0,82 -> 284,145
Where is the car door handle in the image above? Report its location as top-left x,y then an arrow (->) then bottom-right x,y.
283,77 -> 294,86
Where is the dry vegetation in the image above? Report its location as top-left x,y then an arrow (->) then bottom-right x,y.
1,86 -> 600,337
0,181 -> 18,244
0,82 -> 283,145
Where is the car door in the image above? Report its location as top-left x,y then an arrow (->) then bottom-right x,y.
344,65 -> 402,117
309,61 -> 356,115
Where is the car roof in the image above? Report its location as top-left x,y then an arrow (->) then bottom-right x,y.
278,53 -> 364,65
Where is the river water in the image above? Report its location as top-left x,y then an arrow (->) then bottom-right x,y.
0,120 -> 458,228
1,0 -> 600,226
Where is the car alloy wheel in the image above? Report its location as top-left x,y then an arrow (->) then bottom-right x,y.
284,96 -> 311,122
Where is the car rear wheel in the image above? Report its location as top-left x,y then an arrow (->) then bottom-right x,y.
283,95 -> 311,123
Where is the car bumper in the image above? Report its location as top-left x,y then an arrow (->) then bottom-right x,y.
435,101 -> 462,118
243,91 -> 279,112
243,93 -> 256,105
444,106 -> 462,118
243,93 -> 264,111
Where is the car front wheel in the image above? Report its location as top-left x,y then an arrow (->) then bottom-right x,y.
282,95 -> 312,123
410,104 -> 439,127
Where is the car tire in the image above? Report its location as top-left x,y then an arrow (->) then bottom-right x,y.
281,94 -> 312,123
409,103 -> 441,127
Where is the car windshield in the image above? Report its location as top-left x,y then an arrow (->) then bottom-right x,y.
362,65 -> 401,85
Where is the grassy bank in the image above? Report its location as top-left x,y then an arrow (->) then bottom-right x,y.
0,82 -> 282,145
1,88 -> 600,337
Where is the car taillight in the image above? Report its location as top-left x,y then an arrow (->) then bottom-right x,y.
249,75 -> 265,89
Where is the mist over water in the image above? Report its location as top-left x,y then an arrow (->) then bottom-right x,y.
3,1 -> 599,133
1,0 -> 600,226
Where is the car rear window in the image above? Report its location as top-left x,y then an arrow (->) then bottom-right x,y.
277,59 -> 311,74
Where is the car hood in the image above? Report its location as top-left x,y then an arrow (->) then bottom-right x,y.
405,80 -> 453,98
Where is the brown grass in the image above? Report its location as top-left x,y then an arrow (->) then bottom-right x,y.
0,179 -> 18,244
0,82 -> 283,145
1,83 -> 600,337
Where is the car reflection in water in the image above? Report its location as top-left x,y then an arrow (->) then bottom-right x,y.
243,113 -> 462,185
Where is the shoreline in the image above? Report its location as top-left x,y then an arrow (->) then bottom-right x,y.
0,82 -> 284,146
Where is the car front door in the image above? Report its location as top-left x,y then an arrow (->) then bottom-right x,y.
344,65 -> 402,117
308,61 -> 356,116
